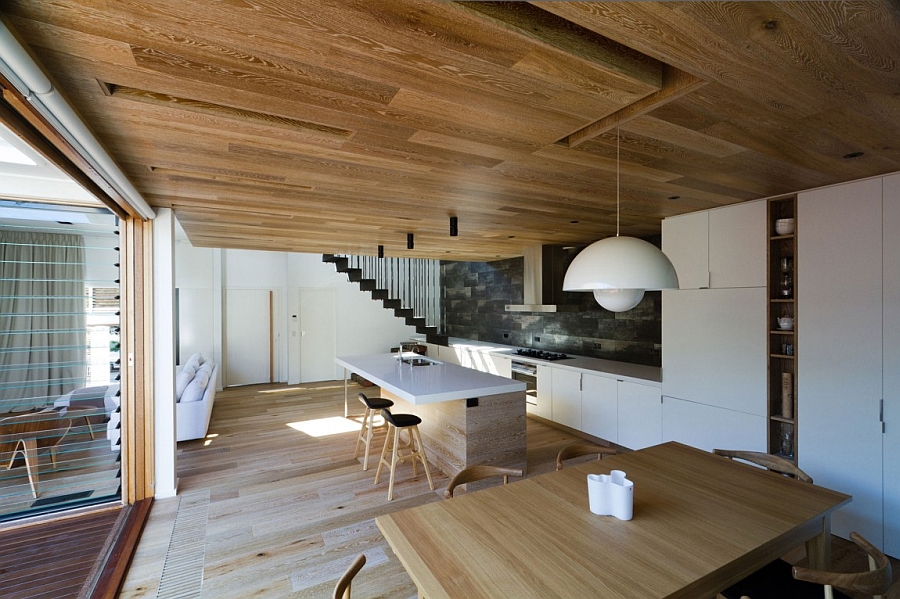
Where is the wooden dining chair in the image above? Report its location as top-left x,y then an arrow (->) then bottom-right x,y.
720,532 -> 893,599
555,442 -> 617,470
332,553 -> 366,599
0,409 -> 72,498
712,449 -> 813,483
443,464 -> 524,498
714,448 -> 820,599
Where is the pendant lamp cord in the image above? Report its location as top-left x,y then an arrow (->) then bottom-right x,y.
616,118 -> 620,237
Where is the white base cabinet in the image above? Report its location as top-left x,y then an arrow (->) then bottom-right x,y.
492,354 -> 512,378
581,373 -> 661,450
530,364 -> 553,420
617,381 -> 662,450
538,367 -> 662,451
662,396 -> 766,453
582,374 -> 618,444
551,368 -> 582,430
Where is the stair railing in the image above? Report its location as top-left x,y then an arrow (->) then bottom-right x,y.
335,254 -> 441,329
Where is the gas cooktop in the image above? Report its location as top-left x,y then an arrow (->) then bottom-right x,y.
515,349 -> 571,361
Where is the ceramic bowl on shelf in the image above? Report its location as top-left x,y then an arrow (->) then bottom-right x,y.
775,218 -> 795,236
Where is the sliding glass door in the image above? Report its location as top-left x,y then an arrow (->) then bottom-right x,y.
0,204 -> 122,521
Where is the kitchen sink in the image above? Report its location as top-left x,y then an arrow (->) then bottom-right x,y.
407,358 -> 434,366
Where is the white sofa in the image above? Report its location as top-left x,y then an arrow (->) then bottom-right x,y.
175,353 -> 218,442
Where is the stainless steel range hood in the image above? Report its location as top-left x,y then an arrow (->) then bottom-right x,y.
505,245 -> 569,312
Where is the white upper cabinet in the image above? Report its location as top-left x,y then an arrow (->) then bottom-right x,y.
708,200 -> 766,288
663,210 -> 709,289
663,200 -> 766,289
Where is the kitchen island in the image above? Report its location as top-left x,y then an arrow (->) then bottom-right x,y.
335,353 -> 527,478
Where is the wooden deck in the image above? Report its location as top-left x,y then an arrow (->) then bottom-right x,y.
0,498 -> 150,599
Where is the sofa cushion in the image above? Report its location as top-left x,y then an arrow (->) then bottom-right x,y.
180,366 -> 211,403
175,364 -> 197,399
185,352 -> 204,370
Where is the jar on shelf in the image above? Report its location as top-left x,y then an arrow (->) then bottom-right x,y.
779,255 -> 794,298
780,271 -> 793,298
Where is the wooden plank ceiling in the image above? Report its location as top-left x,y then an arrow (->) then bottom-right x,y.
5,1 -> 900,260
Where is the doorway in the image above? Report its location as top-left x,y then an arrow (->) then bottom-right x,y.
299,288 -> 337,382
225,288 -> 277,386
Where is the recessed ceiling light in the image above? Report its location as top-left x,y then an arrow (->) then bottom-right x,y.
571,220 -> 579,224
668,195 -> 681,200
843,151 -> 864,159
508,235 -> 515,238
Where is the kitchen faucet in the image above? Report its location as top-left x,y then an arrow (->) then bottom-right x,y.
397,342 -> 413,364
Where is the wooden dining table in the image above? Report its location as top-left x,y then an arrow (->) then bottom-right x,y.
375,442 -> 850,599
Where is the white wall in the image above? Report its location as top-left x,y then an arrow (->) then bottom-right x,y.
152,209 -> 177,498
174,241 -> 217,369
174,234 -> 417,386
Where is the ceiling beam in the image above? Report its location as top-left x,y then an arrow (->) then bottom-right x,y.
561,66 -> 707,148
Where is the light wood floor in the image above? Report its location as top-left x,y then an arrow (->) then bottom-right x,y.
120,381 -> 587,598
119,382 -> 898,599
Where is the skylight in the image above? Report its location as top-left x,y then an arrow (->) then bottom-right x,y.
0,135 -> 37,166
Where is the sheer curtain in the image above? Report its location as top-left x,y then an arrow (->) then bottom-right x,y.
0,231 -> 86,413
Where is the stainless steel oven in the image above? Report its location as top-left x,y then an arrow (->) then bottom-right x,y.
510,360 -> 538,407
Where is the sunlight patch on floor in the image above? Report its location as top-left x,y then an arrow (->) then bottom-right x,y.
287,416 -> 360,437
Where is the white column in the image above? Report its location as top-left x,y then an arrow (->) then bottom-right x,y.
152,208 -> 178,498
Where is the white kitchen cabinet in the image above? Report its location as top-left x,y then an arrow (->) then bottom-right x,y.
798,177 -> 883,545
531,364 -> 553,420
582,373 -> 618,443
493,353 -> 512,378
708,200 -> 766,288
883,173 -> 900,558
662,396 -> 766,453
662,200 -> 766,290
662,287 -> 767,415
617,381 -> 662,450
551,368 -> 582,430
663,210 -> 709,289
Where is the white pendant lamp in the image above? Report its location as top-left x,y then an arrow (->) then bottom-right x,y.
563,123 -> 679,312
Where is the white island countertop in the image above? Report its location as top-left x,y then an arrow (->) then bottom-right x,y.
336,353 -> 526,405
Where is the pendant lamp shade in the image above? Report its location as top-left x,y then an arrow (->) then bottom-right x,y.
563,236 -> 679,312
592,288 -> 645,312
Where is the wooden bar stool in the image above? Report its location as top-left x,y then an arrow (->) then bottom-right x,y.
354,392 -> 393,471
374,408 -> 434,500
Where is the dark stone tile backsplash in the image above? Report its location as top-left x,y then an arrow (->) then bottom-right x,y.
441,257 -> 662,367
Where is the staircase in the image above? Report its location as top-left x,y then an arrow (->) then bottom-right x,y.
322,254 -> 447,344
